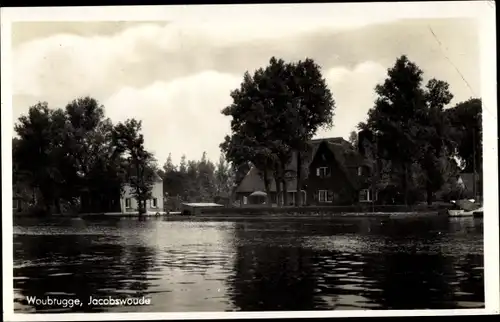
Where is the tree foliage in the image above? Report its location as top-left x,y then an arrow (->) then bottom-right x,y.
159,152 -> 236,209
13,97 -> 155,215
113,119 -> 157,215
221,57 -> 335,206
348,131 -> 358,150
359,55 -> 482,204
445,98 -> 482,173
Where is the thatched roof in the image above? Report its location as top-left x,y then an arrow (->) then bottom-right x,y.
235,137 -> 369,193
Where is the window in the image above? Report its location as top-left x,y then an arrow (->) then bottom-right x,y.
316,167 -> 331,178
359,189 -> 377,202
318,190 -> 333,203
125,198 -> 131,208
152,198 -> 158,208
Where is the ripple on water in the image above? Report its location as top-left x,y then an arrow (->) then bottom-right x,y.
12,218 -> 484,312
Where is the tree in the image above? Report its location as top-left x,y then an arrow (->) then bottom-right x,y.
445,98 -> 482,173
184,159 -> 197,201
179,155 -> 187,173
221,57 -> 335,206
113,119 -> 156,216
275,58 -> 335,206
362,55 -> 428,205
348,131 -> 358,150
417,79 -> 455,204
62,97 -> 122,213
13,96 -> 159,216
214,154 -> 235,198
163,153 -> 177,173
13,102 -> 68,214
196,152 -> 216,201
221,65 -> 284,205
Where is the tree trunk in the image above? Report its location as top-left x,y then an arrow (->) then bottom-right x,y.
282,178 -> 289,206
280,160 -> 289,206
274,176 -> 282,207
55,198 -> 62,215
296,151 -> 302,206
263,171 -> 272,205
426,182 -> 433,205
402,163 -> 408,206
138,198 -> 145,216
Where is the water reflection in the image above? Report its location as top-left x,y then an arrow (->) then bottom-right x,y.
13,216 -> 484,312
14,219 -> 158,312
229,225 -> 322,310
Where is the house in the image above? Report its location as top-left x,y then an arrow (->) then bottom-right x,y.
234,137 -> 375,206
120,173 -> 165,214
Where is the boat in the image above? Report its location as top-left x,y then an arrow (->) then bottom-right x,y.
447,199 -> 483,217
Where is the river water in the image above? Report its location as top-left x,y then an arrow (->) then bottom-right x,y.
12,216 -> 484,312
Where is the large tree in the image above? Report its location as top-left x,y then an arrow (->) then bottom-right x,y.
13,97 -> 131,215
13,103 -> 69,214
361,55 -> 430,205
283,58 -> 335,206
221,65 -> 285,205
62,97 -> 124,213
417,79 -> 456,204
113,119 -> 156,216
221,57 -> 335,206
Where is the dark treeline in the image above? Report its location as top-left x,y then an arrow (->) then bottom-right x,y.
13,98 -> 158,216
221,55 -> 482,206
158,152 -> 246,209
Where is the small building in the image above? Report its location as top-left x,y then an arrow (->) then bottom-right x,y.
234,137 -> 375,206
120,173 -> 164,214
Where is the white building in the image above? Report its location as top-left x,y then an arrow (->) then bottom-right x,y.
120,174 -> 164,214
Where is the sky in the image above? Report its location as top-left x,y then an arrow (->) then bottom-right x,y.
10,4 -> 481,167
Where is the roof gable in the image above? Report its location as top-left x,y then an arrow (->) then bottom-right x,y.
235,137 -> 368,193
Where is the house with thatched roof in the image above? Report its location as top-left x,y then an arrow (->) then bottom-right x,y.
234,137 -> 375,206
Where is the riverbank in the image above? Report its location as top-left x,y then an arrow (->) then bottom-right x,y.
189,204 -> 450,216
13,204 -> 450,220
163,211 -> 442,222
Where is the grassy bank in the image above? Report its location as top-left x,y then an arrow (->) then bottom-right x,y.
199,204 -> 449,216
13,204 -> 449,220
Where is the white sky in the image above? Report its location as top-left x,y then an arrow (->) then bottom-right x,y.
9,3 -> 482,167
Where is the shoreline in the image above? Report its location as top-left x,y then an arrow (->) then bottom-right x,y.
12,204 -> 453,220
13,210 -> 448,221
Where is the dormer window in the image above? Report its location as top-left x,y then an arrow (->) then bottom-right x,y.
316,167 -> 331,178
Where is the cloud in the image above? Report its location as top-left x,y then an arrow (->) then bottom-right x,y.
11,17 -> 480,166
101,63 -> 389,165
10,15 -> 410,102
103,70 -> 241,165
318,62 -> 388,139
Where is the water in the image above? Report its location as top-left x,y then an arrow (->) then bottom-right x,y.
12,216 -> 484,312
